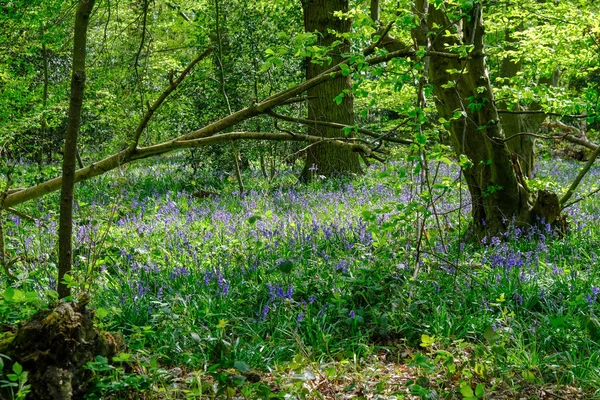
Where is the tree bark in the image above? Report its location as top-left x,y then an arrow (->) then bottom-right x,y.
58,0 -> 95,299
426,3 -> 559,237
301,0 -> 361,180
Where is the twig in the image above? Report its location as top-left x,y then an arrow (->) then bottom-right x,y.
6,208 -> 37,224
268,110 -> 413,145
561,186 -> 600,210
560,142 -> 600,206
279,96 -> 316,106
497,109 -> 594,119
175,131 -> 384,161
502,131 -> 598,151
363,21 -> 395,56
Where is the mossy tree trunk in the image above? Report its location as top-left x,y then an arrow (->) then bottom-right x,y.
58,0 -> 95,299
301,0 -> 362,180
426,3 -> 560,238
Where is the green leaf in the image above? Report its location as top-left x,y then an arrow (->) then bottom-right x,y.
233,360 -> 251,372
24,291 -> 38,302
190,332 -> 202,343
474,362 -> 485,376
483,325 -> 497,344
247,215 -> 261,225
4,288 -> 26,303
420,334 -> 435,348
475,383 -> 485,398
278,260 -> 294,274
333,92 -> 344,105
95,355 -> 109,364
521,370 -> 535,382
460,382 -> 474,398
12,362 -> 23,375
586,317 -> 600,341
232,374 -> 246,386
3,288 -> 15,302
113,353 -> 132,362
340,63 -> 351,76
62,273 -> 74,285
216,319 -> 228,329
550,317 -> 564,328
96,307 -> 109,319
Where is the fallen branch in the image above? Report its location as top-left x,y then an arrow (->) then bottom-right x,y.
1,45 -> 414,210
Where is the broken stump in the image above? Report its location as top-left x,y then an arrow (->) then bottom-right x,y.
0,298 -> 124,399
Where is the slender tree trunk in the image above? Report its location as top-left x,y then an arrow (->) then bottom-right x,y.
212,0 -> 244,193
58,0 -> 95,299
40,30 -> 49,166
301,0 -> 361,180
426,3 -> 560,238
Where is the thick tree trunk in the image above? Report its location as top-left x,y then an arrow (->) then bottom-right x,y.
58,0 -> 95,299
426,3 -> 559,238
301,0 -> 361,180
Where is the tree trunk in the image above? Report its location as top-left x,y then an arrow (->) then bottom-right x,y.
58,0 -> 95,299
426,3 -> 560,238
301,0 -> 361,180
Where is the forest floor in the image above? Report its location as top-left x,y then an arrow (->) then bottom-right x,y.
1,156 -> 600,399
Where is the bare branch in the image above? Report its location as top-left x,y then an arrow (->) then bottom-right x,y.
503,131 -> 599,152
268,110 -> 413,145
498,109 -> 594,119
